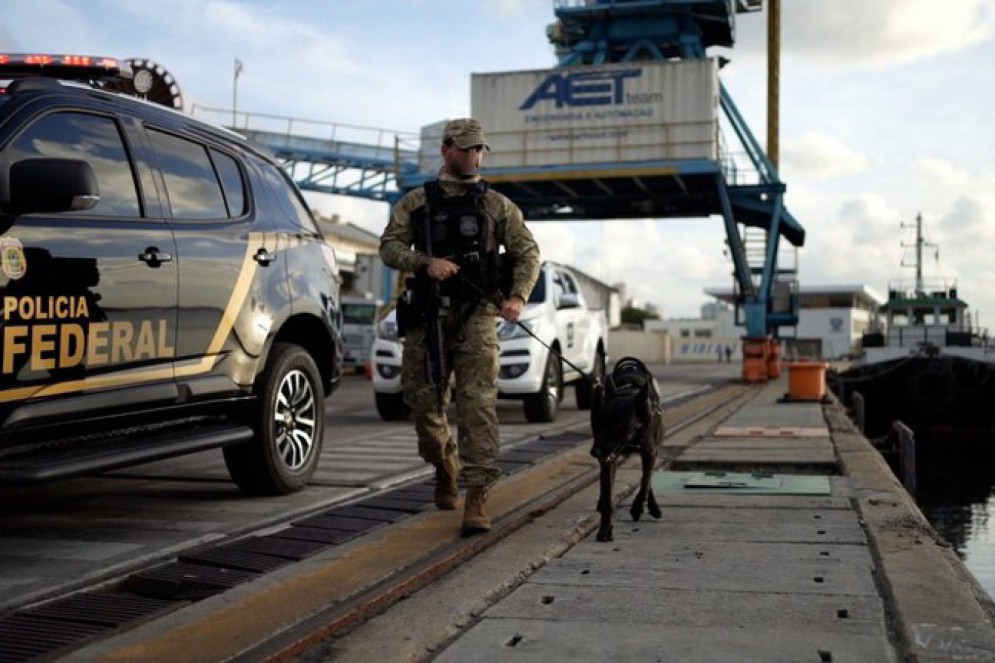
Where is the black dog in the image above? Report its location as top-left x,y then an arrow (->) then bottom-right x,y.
589,356 -> 664,542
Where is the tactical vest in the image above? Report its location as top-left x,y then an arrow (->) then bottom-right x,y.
411,180 -> 501,302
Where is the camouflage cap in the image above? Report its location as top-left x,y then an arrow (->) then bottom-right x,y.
443,118 -> 490,150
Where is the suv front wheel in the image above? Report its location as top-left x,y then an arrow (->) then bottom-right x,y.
224,343 -> 325,494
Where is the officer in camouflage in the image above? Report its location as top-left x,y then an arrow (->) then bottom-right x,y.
380,118 -> 540,536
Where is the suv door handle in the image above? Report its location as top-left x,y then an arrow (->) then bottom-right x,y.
254,248 -> 277,265
138,247 -> 173,267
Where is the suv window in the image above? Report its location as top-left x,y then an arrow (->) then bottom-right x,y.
148,129 -> 227,219
7,112 -> 141,217
259,161 -> 317,231
210,149 -> 245,217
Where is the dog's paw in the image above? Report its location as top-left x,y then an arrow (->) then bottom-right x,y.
649,502 -> 662,519
629,504 -> 643,522
596,527 -> 613,542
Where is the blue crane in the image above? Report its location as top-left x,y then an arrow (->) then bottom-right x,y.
526,0 -> 805,341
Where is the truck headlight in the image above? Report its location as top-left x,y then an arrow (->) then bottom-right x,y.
378,319 -> 399,341
498,319 -> 537,341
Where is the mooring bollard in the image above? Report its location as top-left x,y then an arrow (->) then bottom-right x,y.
892,420 -> 916,496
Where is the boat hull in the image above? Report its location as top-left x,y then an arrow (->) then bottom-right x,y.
832,355 -> 995,438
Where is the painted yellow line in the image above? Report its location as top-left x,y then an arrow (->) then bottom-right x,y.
175,233 -> 265,378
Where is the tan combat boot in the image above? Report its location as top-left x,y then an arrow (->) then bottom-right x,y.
434,454 -> 460,510
461,485 -> 491,536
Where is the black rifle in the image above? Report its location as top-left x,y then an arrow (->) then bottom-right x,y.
422,203 -> 449,414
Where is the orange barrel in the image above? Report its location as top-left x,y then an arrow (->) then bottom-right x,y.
786,361 -> 829,400
741,338 -> 769,384
767,338 -> 782,379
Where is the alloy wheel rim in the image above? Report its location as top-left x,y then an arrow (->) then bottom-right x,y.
273,369 -> 317,470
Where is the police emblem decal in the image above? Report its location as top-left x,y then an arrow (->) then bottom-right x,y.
2,238 -> 26,280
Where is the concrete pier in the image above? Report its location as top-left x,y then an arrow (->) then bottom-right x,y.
329,370 -> 995,662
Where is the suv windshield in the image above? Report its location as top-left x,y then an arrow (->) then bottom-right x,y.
528,269 -> 546,303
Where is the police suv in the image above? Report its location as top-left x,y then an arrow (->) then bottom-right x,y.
0,54 -> 343,494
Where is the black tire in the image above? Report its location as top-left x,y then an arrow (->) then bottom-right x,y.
575,348 -> 605,410
524,349 -> 562,423
375,391 -> 410,421
224,343 -> 324,495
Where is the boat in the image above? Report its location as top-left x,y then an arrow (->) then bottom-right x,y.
833,213 -> 995,438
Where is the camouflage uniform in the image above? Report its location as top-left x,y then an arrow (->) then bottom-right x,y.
380,171 -> 539,489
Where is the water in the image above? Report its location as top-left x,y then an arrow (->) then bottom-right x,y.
913,442 -> 995,599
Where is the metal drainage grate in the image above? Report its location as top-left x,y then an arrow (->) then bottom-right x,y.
227,535 -> 332,560
270,526 -> 362,546
355,495 -> 430,512
127,561 -> 259,600
537,430 -> 589,445
0,614 -> 110,663
21,591 -> 175,628
179,547 -> 292,574
320,504 -> 411,523
292,513 -> 386,533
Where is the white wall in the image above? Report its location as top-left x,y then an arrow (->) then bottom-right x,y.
793,308 -> 869,359
607,330 -> 671,364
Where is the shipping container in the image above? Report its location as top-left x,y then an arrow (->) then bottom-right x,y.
470,59 -> 719,169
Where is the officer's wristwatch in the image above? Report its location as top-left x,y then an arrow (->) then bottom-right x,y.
418,254 -> 432,271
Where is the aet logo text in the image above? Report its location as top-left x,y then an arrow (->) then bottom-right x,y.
519,69 -> 642,110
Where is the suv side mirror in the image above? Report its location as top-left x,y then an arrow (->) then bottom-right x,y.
556,292 -> 581,310
4,158 -> 99,215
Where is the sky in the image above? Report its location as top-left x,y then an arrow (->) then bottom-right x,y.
3,0 -> 994,324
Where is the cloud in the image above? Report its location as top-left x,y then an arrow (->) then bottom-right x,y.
781,132 -> 868,180
734,0 -> 995,69
482,0 -> 538,18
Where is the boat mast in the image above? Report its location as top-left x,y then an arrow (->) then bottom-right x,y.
901,212 -> 932,297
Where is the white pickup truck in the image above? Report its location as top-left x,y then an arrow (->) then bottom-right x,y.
371,261 -> 608,423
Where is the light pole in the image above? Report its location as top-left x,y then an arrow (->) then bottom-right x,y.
232,58 -> 243,127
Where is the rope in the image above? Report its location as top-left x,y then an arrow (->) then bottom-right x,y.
830,353 -> 919,384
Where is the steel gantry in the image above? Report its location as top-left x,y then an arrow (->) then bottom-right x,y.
519,0 -> 805,343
